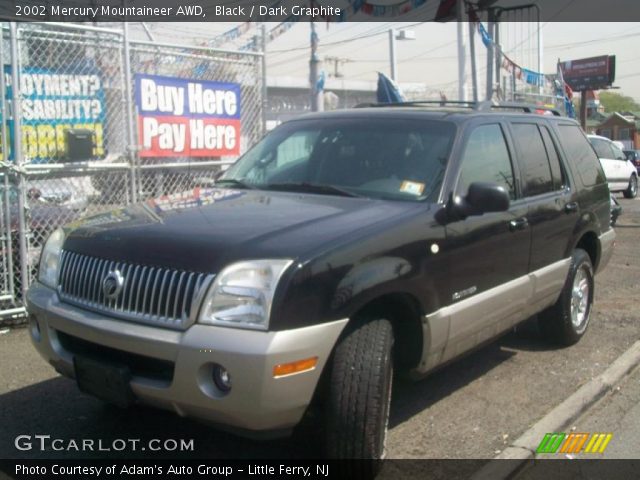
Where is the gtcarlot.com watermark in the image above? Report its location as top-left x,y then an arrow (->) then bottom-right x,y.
15,435 -> 195,452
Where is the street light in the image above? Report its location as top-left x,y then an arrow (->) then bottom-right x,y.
388,28 -> 415,82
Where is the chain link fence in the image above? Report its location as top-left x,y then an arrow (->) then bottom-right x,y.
0,22 -> 265,322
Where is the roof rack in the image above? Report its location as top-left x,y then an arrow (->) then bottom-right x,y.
355,100 -> 563,116
481,101 -> 563,116
355,100 -> 476,109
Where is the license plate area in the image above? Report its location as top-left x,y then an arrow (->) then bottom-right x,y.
74,355 -> 134,408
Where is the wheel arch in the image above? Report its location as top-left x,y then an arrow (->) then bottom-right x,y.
574,231 -> 600,270
343,292 -> 424,372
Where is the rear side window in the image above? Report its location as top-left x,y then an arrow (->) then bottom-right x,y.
539,126 -> 566,190
511,123 -> 554,196
458,124 -> 516,199
590,138 -> 614,159
558,125 -> 606,187
611,143 -> 627,161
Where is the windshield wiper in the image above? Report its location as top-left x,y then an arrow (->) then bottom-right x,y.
215,178 -> 256,190
265,182 -> 360,198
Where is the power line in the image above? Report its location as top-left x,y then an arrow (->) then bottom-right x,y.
547,29 -> 640,50
503,27 -> 640,56
616,71 -> 640,80
397,39 -> 458,63
542,0 -> 579,23
267,22 -> 417,69
266,22 -> 395,61
268,22 -> 424,53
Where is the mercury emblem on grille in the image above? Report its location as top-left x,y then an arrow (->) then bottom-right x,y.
102,270 -> 124,300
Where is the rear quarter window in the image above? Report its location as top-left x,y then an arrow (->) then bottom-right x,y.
511,123 -> 554,197
590,137 -> 614,159
557,125 -> 606,187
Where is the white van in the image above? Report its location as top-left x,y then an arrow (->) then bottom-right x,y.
588,134 -> 638,198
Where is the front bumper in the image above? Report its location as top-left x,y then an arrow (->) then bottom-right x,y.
27,284 -> 347,435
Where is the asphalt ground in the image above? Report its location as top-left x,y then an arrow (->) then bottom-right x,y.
0,195 -> 639,461
575,363 -> 640,459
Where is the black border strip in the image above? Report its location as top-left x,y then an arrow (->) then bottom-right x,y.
1,1 -> 640,23
2,459 -> 640,480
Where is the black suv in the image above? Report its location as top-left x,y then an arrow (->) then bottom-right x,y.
27,103 -> 614,461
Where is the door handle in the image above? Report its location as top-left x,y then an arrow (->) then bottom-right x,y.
509,217 -> 528,231
564,202 -> 578,213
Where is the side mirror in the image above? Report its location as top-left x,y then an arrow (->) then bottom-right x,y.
467,182 -> 510,212
445,182 -> 510,221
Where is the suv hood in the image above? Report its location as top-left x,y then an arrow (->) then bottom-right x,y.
64,187 -> 424,272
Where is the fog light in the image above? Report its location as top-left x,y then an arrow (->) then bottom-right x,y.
212,364 -> 232,392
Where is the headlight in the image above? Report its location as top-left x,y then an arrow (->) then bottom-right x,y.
38,228 -> 65,289
198,259 -> 293,330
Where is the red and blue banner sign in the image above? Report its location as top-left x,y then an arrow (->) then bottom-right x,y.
134,74 -> 241,157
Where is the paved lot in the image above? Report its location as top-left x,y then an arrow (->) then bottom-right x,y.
584,364 -> 640,459
1,196 -> 639,460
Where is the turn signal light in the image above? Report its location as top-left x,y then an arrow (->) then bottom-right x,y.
273,357 -> 318,378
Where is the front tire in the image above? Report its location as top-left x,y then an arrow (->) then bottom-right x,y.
325,318 -> 394,464
538,249 -> 594,346
624,174 -> 637,199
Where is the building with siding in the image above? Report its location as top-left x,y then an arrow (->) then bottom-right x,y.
595,111 -> 640,150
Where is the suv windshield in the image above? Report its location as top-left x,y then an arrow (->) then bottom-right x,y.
221,117 -> 456,202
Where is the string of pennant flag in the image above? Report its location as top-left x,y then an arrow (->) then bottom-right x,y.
207,22 -> 253,49
205,0 -> 572,117
474,15 -> 549,88
210,0 -> 552,84
210,0 -> 431,50
472,8 -> 574,117
236,19 -> 298,51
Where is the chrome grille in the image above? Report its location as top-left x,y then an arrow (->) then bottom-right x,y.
57,250 -> 213,330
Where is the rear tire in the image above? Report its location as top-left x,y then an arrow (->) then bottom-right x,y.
325,318 -> 394,467
538,249 -> 594,346
623,174 -> 637,199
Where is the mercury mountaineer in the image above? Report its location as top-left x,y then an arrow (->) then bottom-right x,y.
27,102 -> 615,464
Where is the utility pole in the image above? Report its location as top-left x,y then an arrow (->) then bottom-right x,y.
309,21 -> 323,112
580,90 -> 588,130
389,28 -> 397,81
325,56 -> 352,78
486,9 -> 496,101
388,28 -> 415,82
537,17 -> 544,95
494,14 -> 502,100
456,0 -> 467,101
468,21 -> 478,102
